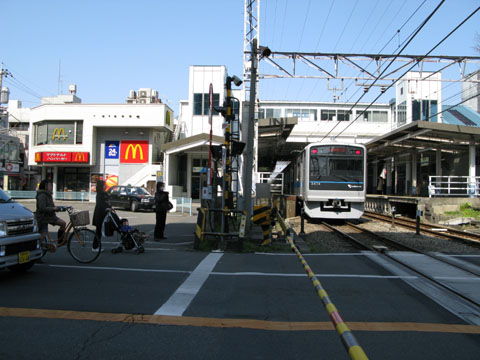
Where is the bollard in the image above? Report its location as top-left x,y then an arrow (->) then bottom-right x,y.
390,204 -> 396,229
416,209 -> 422,235
300,206 -> 306,237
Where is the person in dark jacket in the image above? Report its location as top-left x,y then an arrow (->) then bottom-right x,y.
154,182 -> 170,241
36,179 -> 66,243
92,180 -> 109,249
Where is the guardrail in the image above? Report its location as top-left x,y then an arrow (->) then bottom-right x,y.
428,176 -> 480,197
276,213 -> 369,360
7,191 -> 195,216
172,197 -> 193,216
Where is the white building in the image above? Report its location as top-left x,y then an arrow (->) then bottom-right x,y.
163,66 -> 243,199
23,87 -> 173,198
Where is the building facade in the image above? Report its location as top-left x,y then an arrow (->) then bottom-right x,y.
22,88 -> 173,199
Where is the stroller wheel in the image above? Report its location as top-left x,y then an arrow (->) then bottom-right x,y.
135,246 -> 145,254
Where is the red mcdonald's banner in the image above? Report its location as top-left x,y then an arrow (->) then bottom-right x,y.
120,140 -> 149,163
35,152 -> 90,163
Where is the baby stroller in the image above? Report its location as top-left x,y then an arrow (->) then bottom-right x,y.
103,208 -> 148,254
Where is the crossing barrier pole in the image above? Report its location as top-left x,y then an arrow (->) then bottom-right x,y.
277,214 -> 369,360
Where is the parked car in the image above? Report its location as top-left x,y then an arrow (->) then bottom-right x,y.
0,187 -> 42,272
105,185 -> 155,212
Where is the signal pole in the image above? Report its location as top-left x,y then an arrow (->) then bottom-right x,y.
243,38 -> 258,233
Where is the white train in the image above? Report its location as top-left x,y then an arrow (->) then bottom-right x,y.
294,142 -> 367,219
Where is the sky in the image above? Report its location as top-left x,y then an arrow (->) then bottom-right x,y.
2,0 -> 480,115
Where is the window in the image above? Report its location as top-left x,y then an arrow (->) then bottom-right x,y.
337,110 -> 352,121
360,110 -> 370,122
193,93 -> 220,115
265,108 -> 282,118
193,93 -> 202,115
398,101 -> 407,125
34,120 -> 83,145
258,108 -> 265,119
285,108 -> 317,121
321,110 -> 336,121
372,111 -> 388,122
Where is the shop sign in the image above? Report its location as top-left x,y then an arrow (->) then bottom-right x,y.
0,162 -> 19,172
35,152 -> 89,163
105,141 -> 120,159
120,140 -> 148,164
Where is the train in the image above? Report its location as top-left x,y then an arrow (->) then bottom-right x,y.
293,142 -> 367,219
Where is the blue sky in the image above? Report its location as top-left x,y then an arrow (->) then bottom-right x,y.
2,0 -> 480,114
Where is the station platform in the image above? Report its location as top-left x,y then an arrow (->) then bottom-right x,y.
366,194 -> 480,224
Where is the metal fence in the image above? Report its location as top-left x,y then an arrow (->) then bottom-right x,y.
6,191 -> 194,215
428,176 -> 480,197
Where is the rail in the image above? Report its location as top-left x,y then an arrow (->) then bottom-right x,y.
428,176 -> 480,198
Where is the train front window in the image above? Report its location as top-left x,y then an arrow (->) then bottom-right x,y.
310,156 -> 363,181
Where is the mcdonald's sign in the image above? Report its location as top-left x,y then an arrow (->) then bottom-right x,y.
52,128 -> 67,141
35,152 -> 90,163
120,140 -> 148,163
72,152 -> 89,163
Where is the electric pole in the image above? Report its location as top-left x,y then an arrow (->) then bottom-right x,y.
243,38 -> 258,233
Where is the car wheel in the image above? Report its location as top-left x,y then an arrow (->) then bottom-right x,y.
131,201 -> 139,212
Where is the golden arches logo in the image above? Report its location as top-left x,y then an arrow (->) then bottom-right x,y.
74,152 -> 86,162
52,128 -> 67,140
35,152 -> 42,162
125,144 -> 144,160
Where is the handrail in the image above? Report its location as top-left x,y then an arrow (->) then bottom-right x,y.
428,176 -> 480,197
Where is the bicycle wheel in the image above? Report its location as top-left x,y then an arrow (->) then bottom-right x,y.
67,228 -> 101,263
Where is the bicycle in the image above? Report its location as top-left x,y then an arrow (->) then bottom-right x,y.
40,206 -> 101,263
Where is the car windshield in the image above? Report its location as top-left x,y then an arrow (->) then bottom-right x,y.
128,187 -> 151,195
0,188 -> 13,203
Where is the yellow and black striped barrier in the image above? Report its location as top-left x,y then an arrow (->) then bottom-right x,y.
193,208 -> 206,250
253,204 -> 272,246
277,214 -> 369,360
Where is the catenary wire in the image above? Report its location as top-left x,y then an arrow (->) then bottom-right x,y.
316,0 -> 446,141
330,3 -> 480,141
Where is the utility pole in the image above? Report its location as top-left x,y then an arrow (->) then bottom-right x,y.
243,38 -> 258,233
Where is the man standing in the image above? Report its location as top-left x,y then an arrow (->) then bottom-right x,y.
154,182 -> 170,241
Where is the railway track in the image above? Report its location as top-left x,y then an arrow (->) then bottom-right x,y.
320,221 -> 480,314
363,211 -> 480,248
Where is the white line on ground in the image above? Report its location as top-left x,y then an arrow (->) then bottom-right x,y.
154,252 -> 224,316
46,264 -> 416,279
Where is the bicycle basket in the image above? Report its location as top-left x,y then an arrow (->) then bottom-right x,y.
71,210 -> 90,226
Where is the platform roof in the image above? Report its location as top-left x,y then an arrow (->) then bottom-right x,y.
257,116 -> 298,159
366,120 -> 480,158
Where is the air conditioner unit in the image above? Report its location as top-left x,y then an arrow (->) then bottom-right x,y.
139,91 -> 147,98
140,99 -> 147,104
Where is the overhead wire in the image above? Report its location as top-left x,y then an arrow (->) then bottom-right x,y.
284,0 -> 312,100
297,0 -> 335,101
330,3 -> 480,141
317,0 -> 446,141
343,0 -> 426,103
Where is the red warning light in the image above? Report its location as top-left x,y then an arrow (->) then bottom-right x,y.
312,149 -> 318,154
355,150 -> 361,155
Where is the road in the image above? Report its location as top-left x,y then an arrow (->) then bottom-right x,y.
1,201 -> 479,359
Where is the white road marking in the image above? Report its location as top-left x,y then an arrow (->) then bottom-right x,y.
154,252 -> 224,316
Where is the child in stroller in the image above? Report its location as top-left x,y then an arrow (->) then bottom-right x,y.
104,208 -> 148,254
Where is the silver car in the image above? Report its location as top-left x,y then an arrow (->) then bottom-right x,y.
0,188 -> 42,272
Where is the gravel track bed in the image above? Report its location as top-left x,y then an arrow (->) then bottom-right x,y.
287,216 -> 480,255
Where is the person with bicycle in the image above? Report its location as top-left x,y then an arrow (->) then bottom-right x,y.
92,179 -> 109,251
36,179 -> 67,246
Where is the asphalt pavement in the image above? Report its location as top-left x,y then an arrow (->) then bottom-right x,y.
0,200 -> 479,359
